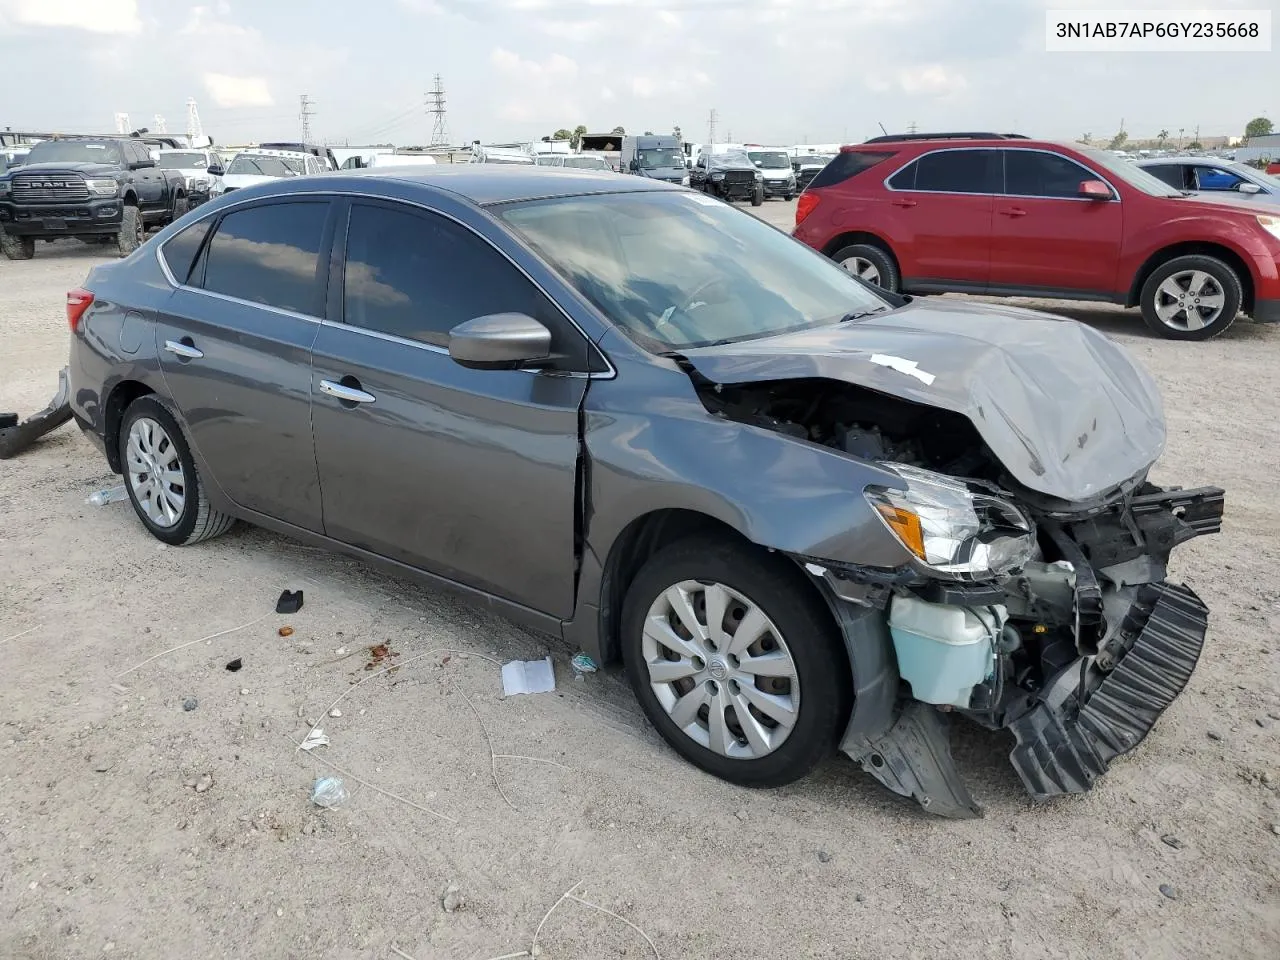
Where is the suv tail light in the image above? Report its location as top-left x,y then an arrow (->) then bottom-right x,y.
66,288 -> 94,332
795,192 -> 820,226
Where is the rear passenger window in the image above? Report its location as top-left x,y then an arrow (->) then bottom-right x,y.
807,150 -> 892,189
904,150 -> 997,193
161,218 -> 211,285
1004,151 -> 1096,198
1143,164 -> 1186,190
201,202 -> 329,315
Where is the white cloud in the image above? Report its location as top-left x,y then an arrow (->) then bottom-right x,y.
0,0 -> 141,34
489,48 -> 582,122
203,72 -> 274,108
897,64 -> 966,96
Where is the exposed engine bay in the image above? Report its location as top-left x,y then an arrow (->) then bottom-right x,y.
697,376 -> 1225,817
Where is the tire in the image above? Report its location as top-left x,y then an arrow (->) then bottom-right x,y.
0,229 -> 34,260
620,536 -> 850,788
1139,254 -> 1241,341
118,395 -> 236,546
115,205 -> 143,258
784,192 -> 795,202
751,185 -> 764,207
831,242 -> 900,293
171,194 -> 189,222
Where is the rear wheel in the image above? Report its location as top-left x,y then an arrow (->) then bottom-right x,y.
0,230 -> 34,260
171,194 -> 189,222
118,395 -> 236,546
621,537 -> 849,787
831,242 -> 900,292
751,184 -> 764,206
1139,255 -> 1241,340
115,205 -> 142,257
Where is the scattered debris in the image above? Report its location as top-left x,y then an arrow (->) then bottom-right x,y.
240,688 -> 250,696
182,697 -> 198,712
501,657 -> 556,696
335,647 -> 347,656
299,729 -> 330,751
301,750 -> 456,823
276,590 -> 304,615
529,880 -> 660,960
1270,823 -> 1280,836
1256,717 -> 1270,729
225,658 -> 243,672
328,708 -> 342,718
570,652 -> 598,680
109,684 -> 127,695
734,808 -> 749,822
1159,883 -> 1177,900
193,774 -> 213,793
817,850 -> 832,863
93,759 -> 112,773
311,776 -> 349,808
0,625 -> 40,646
855,893 -> 866,903
1207,730 -> 1224,741
442,882 -> 465,913
462,692 -> 517,811
1160,834 -> 1182,850
117,612 -> 272,677
85,485 -> 128,506
278,626 -> 294,638
365,643 -> 400,671
0,366 -> 72,459
390,948 -> 417,960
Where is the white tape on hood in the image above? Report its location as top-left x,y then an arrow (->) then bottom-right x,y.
869,354 -> 936,386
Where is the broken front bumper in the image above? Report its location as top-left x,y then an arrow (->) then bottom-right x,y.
0,366 -> 72,459
1008,581 -> 1207,798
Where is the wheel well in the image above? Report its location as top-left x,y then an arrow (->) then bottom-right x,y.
1127,242 -> 1255,313
103,381 -> 154,472
821,231 -> 899,266
594,509 -> 834,666
122,192 -> 137,207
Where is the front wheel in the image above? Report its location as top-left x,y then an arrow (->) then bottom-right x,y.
118,395 -> 237,546
0,230 -> 35,260
751,185 -> 764,206
1139,255 -> 1241,340
115,205 -> 143,257
621,537 -> 850,787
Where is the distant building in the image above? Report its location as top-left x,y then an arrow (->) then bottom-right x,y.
1237,133 -> 1280,164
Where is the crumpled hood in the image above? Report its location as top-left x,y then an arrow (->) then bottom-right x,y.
680,298 -> 1167,503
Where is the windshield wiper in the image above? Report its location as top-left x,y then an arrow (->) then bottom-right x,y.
838,307 -> 888,323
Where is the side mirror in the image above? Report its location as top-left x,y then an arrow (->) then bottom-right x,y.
1237,182 -> 1262,194
206,163 -> 224,177
628,159 -> 638,171
131,159 -> 156,170
448,313 -> 552,370
1078,179 -> 1111,199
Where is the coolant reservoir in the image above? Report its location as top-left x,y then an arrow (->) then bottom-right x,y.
887,596 -> 1006,708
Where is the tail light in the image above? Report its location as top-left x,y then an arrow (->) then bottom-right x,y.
66,288 -> 95,332
795,192 -> 820,226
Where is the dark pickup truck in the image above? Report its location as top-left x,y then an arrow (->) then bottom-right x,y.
0,137 -> 189,260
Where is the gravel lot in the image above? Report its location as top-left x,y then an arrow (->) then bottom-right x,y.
2,204 -> 1278,960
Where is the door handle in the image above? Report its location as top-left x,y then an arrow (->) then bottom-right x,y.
891,198 -> 918,208
319,379 -> 376,404
163,338 -> 204,359
999,207 -> 1028,217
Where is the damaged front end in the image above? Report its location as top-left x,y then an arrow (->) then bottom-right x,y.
695,374 -> 1224,818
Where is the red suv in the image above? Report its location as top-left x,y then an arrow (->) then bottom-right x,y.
793,133 -> 1280,340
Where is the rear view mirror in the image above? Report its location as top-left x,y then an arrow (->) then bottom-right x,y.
448,313 -> 552,370
1237,182 -> 1262,194
1078,179 -> 1111,199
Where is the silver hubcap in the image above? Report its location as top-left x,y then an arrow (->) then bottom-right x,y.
125,417 -> 186,528
1154,269 -> 1226,331
642,580 -> 800,760
841,256 -> 881,286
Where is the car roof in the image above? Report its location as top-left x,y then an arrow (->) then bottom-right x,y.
232,148 -> 313,159
1135,156 -> 1232,166
338,165 -> 681,205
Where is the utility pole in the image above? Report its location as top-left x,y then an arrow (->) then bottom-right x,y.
186,98 -> 204,144
1179,127 -> 1185,148
907,120 -> 917,134
427,74 -> 450,147
153,114 -> 167,134
299,94 -> 315,142
707,108 -> 718,145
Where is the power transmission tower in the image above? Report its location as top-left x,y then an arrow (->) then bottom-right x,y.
186,98 -> 204,143
154,114 -> 167,134
114,113 -> 131,134
300,94 -> 316,142
907,120 -> 918,134
707,108 -> 718,145
427,74 -> 450,147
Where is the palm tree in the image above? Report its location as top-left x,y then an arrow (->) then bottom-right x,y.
1079,133 -> 1092,145
1157,129 -> 1169,149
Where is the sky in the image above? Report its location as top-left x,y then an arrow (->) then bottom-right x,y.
0,0 -> 1273,147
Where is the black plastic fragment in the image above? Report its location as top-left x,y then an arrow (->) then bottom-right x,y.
0,367 -> 73,459
0,413 -> 17,429
276,590 -> 304,615
225,658 -> 243,672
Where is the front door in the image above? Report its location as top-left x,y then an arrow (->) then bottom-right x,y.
310,199 -> 592,617
883,147 -> 997,289
988,149 -> 1123,294
156,198 -> 333,531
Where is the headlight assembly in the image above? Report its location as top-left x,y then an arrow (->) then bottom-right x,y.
680,175 -> 690,186
1258,215 -> 1280,242
86,179 -> 119,197
711,172 -> 724,180
864,464 -> 1034,580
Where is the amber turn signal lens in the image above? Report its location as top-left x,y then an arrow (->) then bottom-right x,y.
874,503 -> 926,561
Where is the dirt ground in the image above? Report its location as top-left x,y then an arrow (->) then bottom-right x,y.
1,206 -> 1278,960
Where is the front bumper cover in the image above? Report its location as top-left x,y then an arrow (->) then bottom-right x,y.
0,366 -> 72,458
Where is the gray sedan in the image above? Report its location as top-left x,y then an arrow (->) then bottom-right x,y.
66,167 -> 1223,817
1137,155 -> 1280,206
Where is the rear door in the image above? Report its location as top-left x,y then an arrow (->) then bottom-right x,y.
1143,163 -> 1193,191
310,199 -> 592,617
883,148 -> 997,290
156,198 -> 333,531
988,148 -> 1123,294
126,142 -> 165,212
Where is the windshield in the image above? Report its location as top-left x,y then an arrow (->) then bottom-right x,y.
1075,146 -> 1181,197
227,155 -> 304,176
157,152 -> 207,170
796,155 -> 833,167
1229,162 -> 1280,189
496,191 -> 889,351
708,151 -> 754,169
534,156 -> 561,166
637,148 -> 683,169
24,140 -> 123,165
565,156 -> 610,170
748,151 -> 791,169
